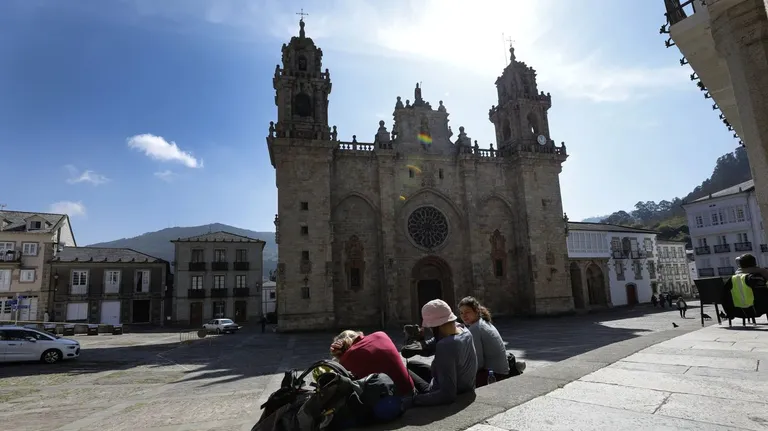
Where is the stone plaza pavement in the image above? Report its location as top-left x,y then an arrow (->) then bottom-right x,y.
0,303 -> 735,430
463,322 -> 768,431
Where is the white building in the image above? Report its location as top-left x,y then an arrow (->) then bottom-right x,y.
656,240 -> 695,296
683,180 -> 767,278
567,222 -> 659,307
262,280 -> 276,315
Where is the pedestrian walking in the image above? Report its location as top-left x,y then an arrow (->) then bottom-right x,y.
676,296 -> 688,318
260,315 -> 267,333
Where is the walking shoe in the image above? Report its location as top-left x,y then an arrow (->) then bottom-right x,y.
515,361 -> 527,374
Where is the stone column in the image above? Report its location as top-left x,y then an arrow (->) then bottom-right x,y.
376,150 -> 398,326
710,0 -> 768,228
459,155 -> 482,301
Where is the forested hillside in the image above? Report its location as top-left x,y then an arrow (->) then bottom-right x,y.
599,147 -> 751,245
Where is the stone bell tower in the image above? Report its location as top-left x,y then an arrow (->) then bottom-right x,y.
488,45 -> 573,315
272,18 -> 332,141
267,17 -> 337,331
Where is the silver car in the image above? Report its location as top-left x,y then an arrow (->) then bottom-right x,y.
0,325 -> 81,364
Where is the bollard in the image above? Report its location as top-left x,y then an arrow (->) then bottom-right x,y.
112,325 -> 123,335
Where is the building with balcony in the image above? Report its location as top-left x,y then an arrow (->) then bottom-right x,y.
0,210 -> 76,322
567,222 -> 659,308
656,240 -> 695,296
49,247 -> 170,326
683,179 -> 768,279
662,0 -> 768,231
172,231 -> 265,326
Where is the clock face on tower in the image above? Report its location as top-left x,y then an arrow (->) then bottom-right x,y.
537,134 -> 547,146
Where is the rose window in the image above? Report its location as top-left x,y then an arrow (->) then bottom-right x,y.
407,206 -> 449,249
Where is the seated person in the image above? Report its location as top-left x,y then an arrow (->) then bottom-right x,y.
721,253 -> 768,319
329,330 -> 415,396
458,296 -> 525,387
400,299 -> 477,409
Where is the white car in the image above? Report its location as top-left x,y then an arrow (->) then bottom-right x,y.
0,325 -> 81,364
202,318 -> 241,334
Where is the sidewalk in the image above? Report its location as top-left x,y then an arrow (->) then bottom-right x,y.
468,323 -> 768,431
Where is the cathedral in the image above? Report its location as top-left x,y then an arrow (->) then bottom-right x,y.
267,19 -> 573,331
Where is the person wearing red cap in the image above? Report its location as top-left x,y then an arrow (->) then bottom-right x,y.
400,299 -> 477,409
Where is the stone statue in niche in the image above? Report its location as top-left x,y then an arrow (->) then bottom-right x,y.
298,55 -> 308,71
420,162 -> 436,188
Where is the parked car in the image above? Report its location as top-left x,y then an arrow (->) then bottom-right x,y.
0,325 -> 81,364
203,318 -> 241,334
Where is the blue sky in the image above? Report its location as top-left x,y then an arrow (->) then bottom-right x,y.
0,0 -> 739,245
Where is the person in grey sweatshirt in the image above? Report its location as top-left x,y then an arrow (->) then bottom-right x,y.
459,296 -> 526,387
400,299 -> 477,409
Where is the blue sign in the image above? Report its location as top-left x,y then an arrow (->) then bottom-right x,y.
8,299 -> 17,306
16,305 -> 29,309
17,296 -> 25,300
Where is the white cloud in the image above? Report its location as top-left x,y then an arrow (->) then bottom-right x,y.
64,165 -> 110,185
154,170 -> 177,182
49,201 -> 86,217
127,134 -> 203,168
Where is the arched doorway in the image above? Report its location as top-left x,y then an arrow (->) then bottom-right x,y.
569,262 -> 585,309
586,264 -> 606,306
625,284 -> 639,305
411,256 -> 454,323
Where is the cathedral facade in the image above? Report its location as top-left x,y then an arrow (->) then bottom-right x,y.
267,20 -> 573,331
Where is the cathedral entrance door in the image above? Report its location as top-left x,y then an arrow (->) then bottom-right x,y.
417,279 -> 442,321
411,256 -> 455,324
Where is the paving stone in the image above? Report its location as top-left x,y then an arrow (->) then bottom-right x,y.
464,425 -> 507,431
609,360 -> 690,374
623,352 -> 758,370
0,406 -> 100,431
485,396 -> 731,430
547,381 -> 670,414
581,368 -> 768,403
657,392 -> 768,431
685,365 -> 768,381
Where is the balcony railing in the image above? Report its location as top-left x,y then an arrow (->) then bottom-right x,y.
698,267 -> 715,277
713,244 -> 731,253
70,284 -> 89,295
645,250 -> 654,258
188,289 -> 206,299
663,0 -> 701,26
695,246 -> 711,255
734,242 -> 752,252
718,267 -> 735,276
234,261 -> 250,271
612,251 -> 628,259
233,287 -> 249,297
212,261 -> 229,271
761,244 -> 768,253
211,288 -> 229,298
0,250 -> 22,264
189,262 -> 206,271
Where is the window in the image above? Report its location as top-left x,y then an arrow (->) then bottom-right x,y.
23,329 -> 55,341
717,235 -> 727,245
700,258 -> 711,268
711,211 -> 720,226
28,220 -> 42,230
19,269 -> 35,282
236,275 -> 247,288
236,249 -> 247,262
300,201 -> 309,211
301,226 -> 309,236
408,168 -> 415,178
69,270 -> 87,293
672,247 -> 677,258
105,270 -> 121,294
614,262 -> 624,280
610,237 -> 621,251
644,238 -> 652,251
697,238 -> 708,247
213,275 -> 225,289
0,270 -> 10,291
301,251 -> 310,260
719,257 -> 730,267
678,247 -> 684,257
736,207 -> 746,222
191,249 -> 204,262
350,267 -> 361,289
494,259 -> 504,277
438,169 -> 444,179
213,301 -> 225,318
214,249 -> 226,262
21,242 -> 38,256
269,291 -> 276,299
66,302 -> 88,320
664,247 -> 669,258
695,215 -> 704,228
737,232 -> 749,243
135,270 -> 150,293
301,286 -> 310,299
0,242 -> 13,252
191,276 -> 203,290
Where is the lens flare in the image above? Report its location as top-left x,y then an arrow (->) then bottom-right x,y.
417,133 -> 432,145
406,165 -> 422,175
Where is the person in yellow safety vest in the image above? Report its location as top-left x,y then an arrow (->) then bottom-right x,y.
722,254 -> 768,320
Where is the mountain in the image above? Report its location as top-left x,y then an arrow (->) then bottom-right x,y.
581,215 -> 611,223
87,223 -> 277,277
599,146 -> 751,245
